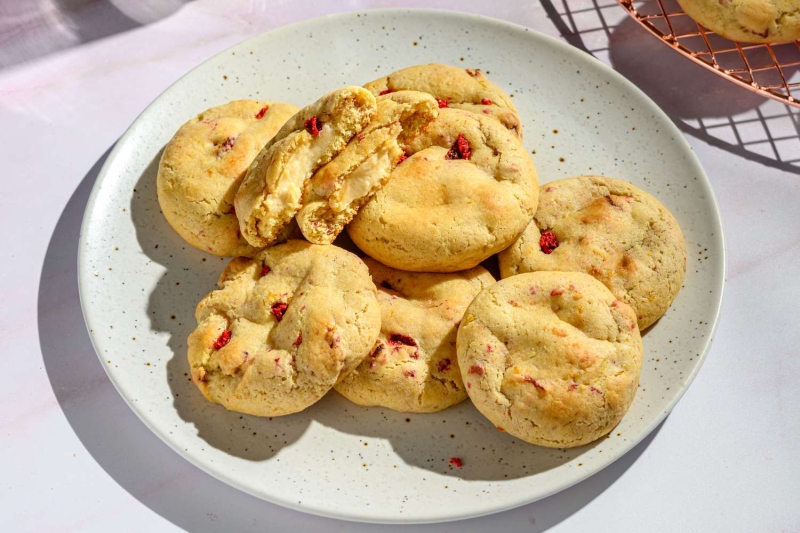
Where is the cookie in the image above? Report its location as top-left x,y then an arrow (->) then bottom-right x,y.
235,87 -> 377,248
296,90 -> 439,244
335,258 -> 495,413
677,0 -> 800,43
348,108 -> 538,272
457,271 -> 643,448
188,240 -> 381,417
156,100 -> 299,257
364,63 -> 522,138
498,176 -> 685,329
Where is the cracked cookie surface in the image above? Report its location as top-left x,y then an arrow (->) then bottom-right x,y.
156,99 -> 299,257
188,240 -> 380,416
457,271 -> 643,448
364,63 -> 522,138
499,175 -> 685,330
296,90 -> 439,244
677,0 -> 800,43
348,107 -> 538,272
235,87 -> 377,248
335,258 -> 495,413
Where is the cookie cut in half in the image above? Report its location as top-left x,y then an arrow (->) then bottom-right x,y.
188,240 -> 380,417
296,90 -> 439,244
364,63 -> 522,138
335,258 -> 495,413
235,87 -> 377,248
498,175 -> 686,329
156,99 -> 299,257
457,271 -> 643,448
348,108 -> 538,272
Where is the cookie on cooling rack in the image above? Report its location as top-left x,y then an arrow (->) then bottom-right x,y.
676,0 -> 800,43
498,175 -> 686,330
156,100 -> 299,257
296,90 -> 439,244
457,271 -> 643,448
335,258 -> 495,413
348,107 -> 538,273
188,240 -> 380,417
235,87 -> 377,248
364,63 -> 522,138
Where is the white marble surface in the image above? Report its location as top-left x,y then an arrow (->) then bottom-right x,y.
1,0 -> 798,531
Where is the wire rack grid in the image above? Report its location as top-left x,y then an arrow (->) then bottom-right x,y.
618,0 -> 800,108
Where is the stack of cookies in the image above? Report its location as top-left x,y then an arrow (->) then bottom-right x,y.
157,63 -> 686,449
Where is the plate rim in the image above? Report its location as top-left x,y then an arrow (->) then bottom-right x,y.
77,7 -> 727,524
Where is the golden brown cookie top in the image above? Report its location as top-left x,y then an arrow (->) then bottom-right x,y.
335,258 -> 495,413
188,240 -> 380,417
348,108 -> 538,272
677,0 -> 800,43
457,271 -> 643,448
499,175 -> 686,329
364,63 -> 522,137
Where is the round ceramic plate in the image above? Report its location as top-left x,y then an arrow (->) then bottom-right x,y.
78,9 -> 725,524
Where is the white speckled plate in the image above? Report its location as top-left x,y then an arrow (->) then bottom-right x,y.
78,9 -> 725,524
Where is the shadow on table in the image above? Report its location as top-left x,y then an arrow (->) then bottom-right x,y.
128,149 -> 310,462
1,0 -> 193,69
541,0 -> 800,173
40,147 -> 661,531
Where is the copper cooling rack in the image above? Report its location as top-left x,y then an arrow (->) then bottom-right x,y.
618,0 -> 800,107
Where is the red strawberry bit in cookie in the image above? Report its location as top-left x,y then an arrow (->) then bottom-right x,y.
523,377 -> 546,391
304,115 -> 322,136
216,136 -> 237,156
445,134 -> 472,160
410,350 -> 419,360
260,265 -> 271,277
496,426 -> 505,432
369,344 -> 385,368
293,334 -> 303,347
529,286 -> 539,295
545,186 -> 555,192
469,364 -> 484,375
590,386 -> 603,395
255,106 -> 268,119
379,88 -> 394,95
271,302 -> 288,321
437,99 -> 449,108
213,330 -> 231,350
481,97 -> 493,105
486,345 -> 493,353
397,153 -> 408,165
274,357 -> 281,365
550,288 -> 564,297
568,383 -> 579,391
403,369 -> 417,378
388,333 -> 417,347
449,457 -> 463,467
539,231 -> 559,254
437,359 -> 451,372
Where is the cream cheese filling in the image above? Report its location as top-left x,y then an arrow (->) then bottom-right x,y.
331,140 -> 401,212
266,125 -> 335,213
